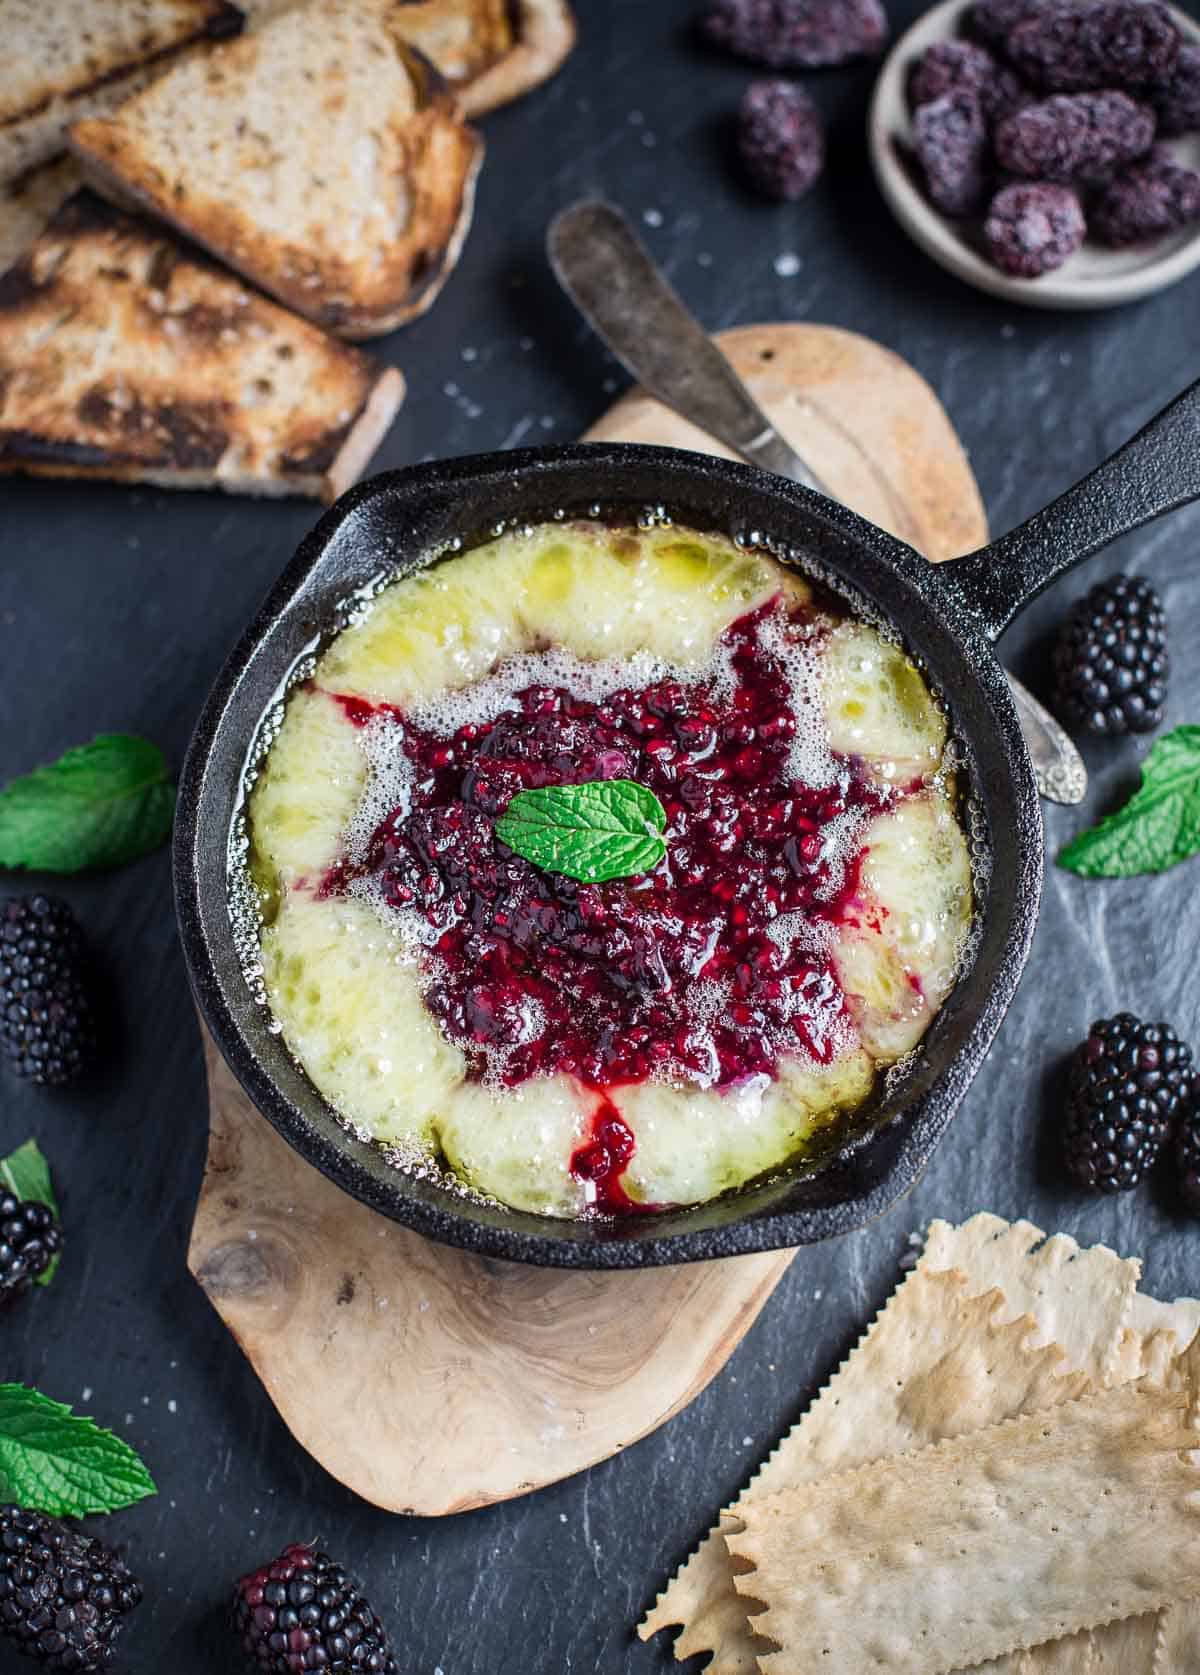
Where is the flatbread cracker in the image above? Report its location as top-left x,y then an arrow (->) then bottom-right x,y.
1023,1636 -> 1096,1674
922,1215 -> 1138,1383
1092,1616 -> 1158,1670
638,1215 -> 1137,1673
1017,1291 -> 1200,1675
1142,1296 -> 1200,1675
728,1350 -> 1200,1675
1156,1602 -> 1200,1672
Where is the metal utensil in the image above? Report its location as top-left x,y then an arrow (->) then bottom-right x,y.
547,199 -> 1087,806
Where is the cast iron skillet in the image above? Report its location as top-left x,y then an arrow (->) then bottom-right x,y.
175,378 -> 1200,1268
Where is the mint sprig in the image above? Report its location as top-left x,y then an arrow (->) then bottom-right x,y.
0,735 -> 175,873
0,1386 -> 156,1517
1058,726 -> 1200,879
496,779 -> 668,883
0,1141 -> 60,1287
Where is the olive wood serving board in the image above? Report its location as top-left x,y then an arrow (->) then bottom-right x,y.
186,322 -> 988,1517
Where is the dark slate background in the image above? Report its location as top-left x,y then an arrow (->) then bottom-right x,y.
3,0 -> 1200,1668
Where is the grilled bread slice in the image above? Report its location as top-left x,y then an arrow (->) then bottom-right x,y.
70,0 -> 484,339
0,192 -> 404,500
377,0 -> 575,117
0,0 -> 242,187
459,0 -> 576,116
234,0 -> 575,117
0,157 -> 84,272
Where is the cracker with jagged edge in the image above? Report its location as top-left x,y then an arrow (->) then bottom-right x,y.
726,1334 -> 1200,1675
1145,1289 -> 1200,1675
1093,1615 -> 1159,1670
637,1214 -> 1138,1675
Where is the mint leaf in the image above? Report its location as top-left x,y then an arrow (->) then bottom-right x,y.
0,1386 -> 156,1517
0,735 -> 175,873
1059,726 -> 1200,878
496,779 -> 668,883
0,1141 -> 60,1287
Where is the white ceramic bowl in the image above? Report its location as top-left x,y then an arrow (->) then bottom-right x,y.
868,0 -> 1200,309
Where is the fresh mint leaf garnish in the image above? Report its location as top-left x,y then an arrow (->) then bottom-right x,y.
0,1141 -> 60,1287
1058,725 -> 1200,878
0,735 -> 175,873
496,779 -> 668,883
0,1386 -> 156,1517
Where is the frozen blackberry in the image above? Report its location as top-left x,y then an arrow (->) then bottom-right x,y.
908,40 -> 1028,122
983,181 -> 1085,275
0,1193 -> 62,1306
995,90 -> 1155,181
1175,1077 -> 1200,1214
0,1506 -> 141,1670
913,90 -> 992,217
0,897 -> 96,1086
234,1542 -> 398,1674
1053,573 -> 1167,735
1063,1013 -> 1192,1193
1091,144 -> 1200,244
698,0 -> 888,67
1007,0 -> 1180,92
1152,42 -> 1200,136
738,80 -> 825,200
968,0 -> 1043,48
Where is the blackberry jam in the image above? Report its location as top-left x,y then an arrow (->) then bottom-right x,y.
323,598 -> 891,1092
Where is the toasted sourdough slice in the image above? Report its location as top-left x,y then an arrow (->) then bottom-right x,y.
234,0 -> 575,116
0,192 -> 404,499
70,0 -> 484,339
385,0 -> 576,117
0,156 -> 84,272
0,0 -> 242,186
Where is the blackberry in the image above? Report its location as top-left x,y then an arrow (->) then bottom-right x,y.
0,1506 -> 141,1670
968,0 -> 1043,48
1053,574 -> 1168,735
908,41 -> 1027,123
994,90 -> 1156,183
983,181 -> 1085,275
0,1193 -> 62,1306
698,0 -> 888,68
0,897 -> 96,1086
738,80 -> 825,201
1063,1013 -> 1192,1192
913,90 -> 992,217
1091,145 -> 1200,245
234,1542 -> 398,1673
1175,1077 -> 1200,1213
1007,0 -> 1180,93
1152,42 -> 1200,137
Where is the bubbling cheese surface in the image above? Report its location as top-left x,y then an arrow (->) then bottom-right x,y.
245,523 -> 973,1219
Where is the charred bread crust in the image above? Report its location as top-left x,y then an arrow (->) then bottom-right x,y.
234,0 -> 574,116
0,155 -> 84,271
457,0 -> 576,117
69,22 -> 484,340
0,3 -> 245,186
0,191 -> 404,499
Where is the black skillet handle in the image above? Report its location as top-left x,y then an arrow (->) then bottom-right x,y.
947,376 -> 1200,642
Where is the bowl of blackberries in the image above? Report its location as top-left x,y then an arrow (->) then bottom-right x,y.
869,0 -> 1200,305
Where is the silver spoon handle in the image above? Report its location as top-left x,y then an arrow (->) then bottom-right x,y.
548,199 -> 1085,806
549,201 -> 830,495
